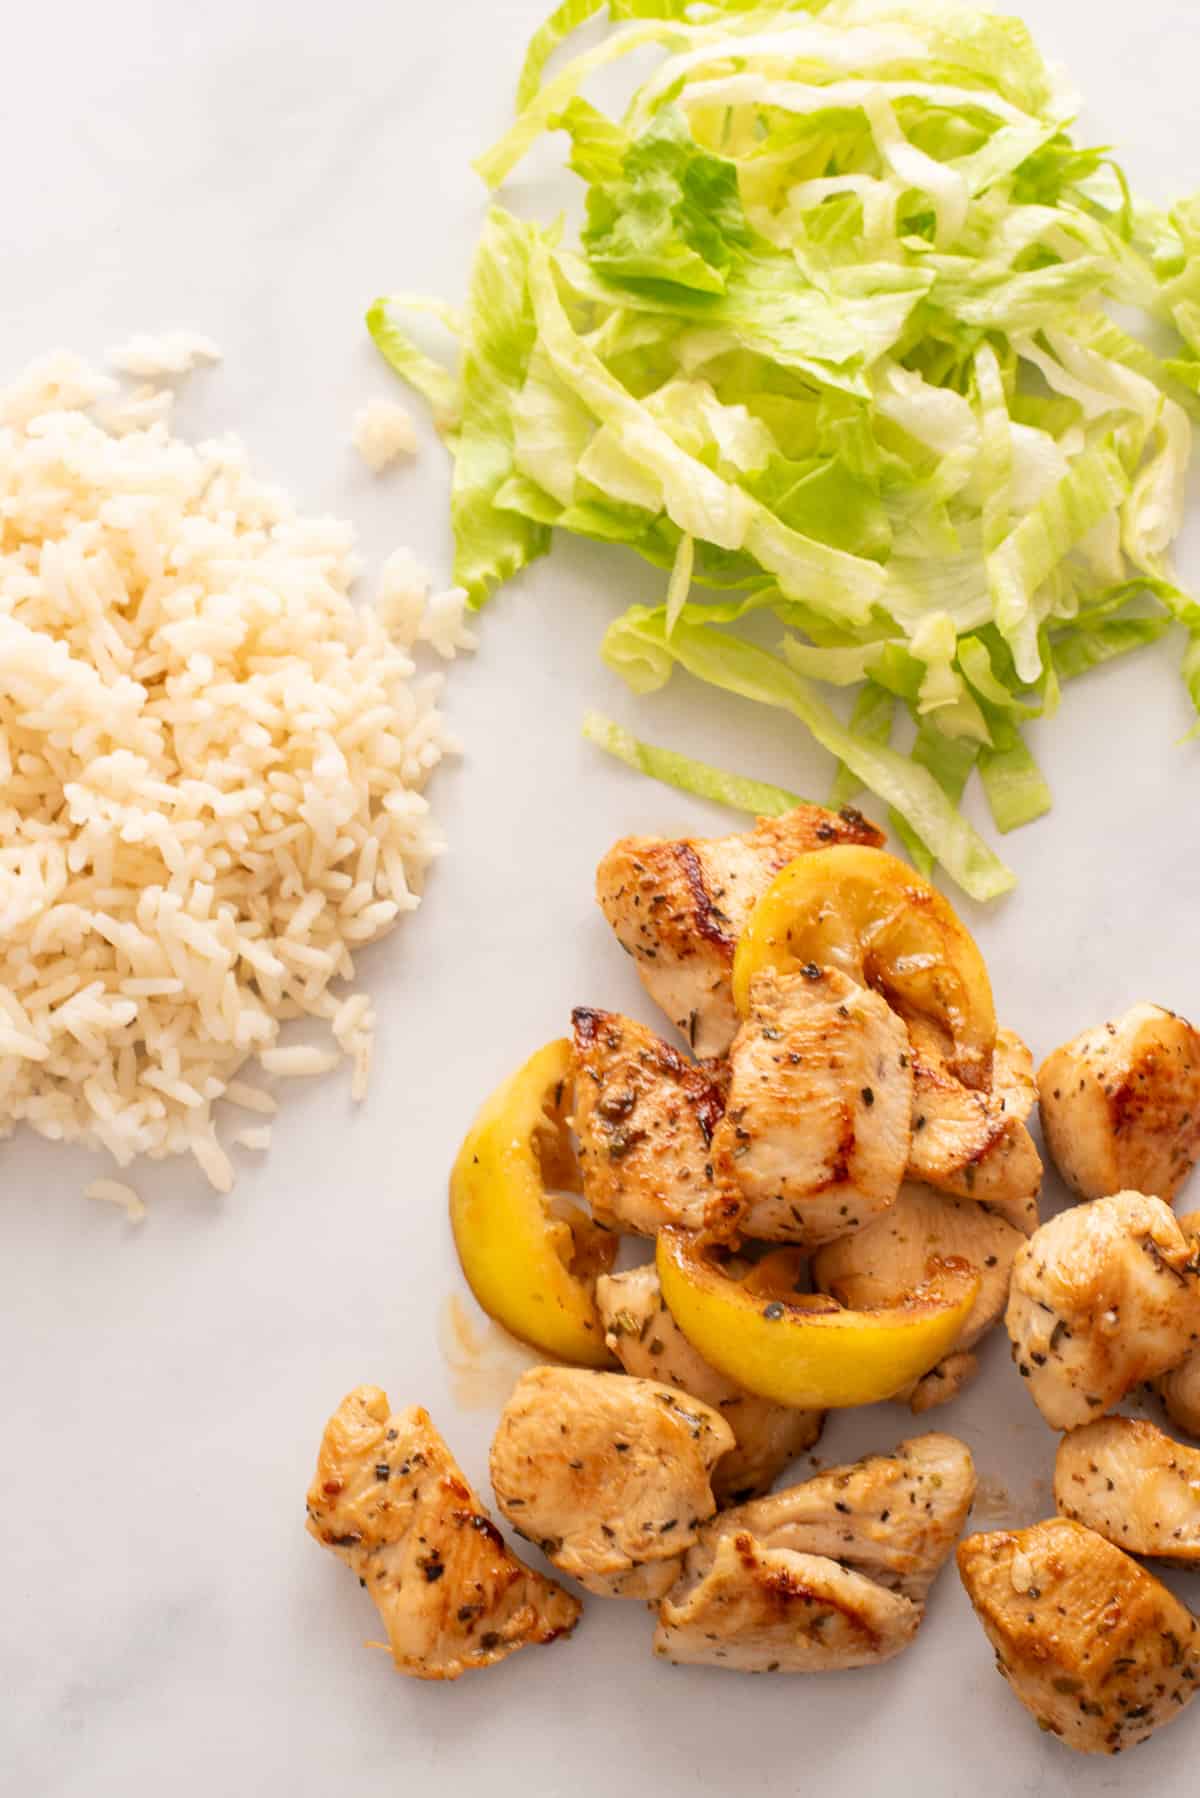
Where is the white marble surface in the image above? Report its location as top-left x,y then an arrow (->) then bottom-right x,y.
4,1 -> 1200,1791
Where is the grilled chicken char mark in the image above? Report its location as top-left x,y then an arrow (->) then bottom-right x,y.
711,965 -> 912,1248
571,1005 -> 739,1237
595,804 -> 884,1060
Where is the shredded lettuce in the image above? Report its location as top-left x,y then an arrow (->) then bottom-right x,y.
604,607 -> 1016,899
582,709 -> 806,813
372,0 -> 1200,895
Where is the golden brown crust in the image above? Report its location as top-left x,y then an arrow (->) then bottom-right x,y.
654,1534 -> 920,1672
711,965 -> 911,1246
1038,1004 -> 1200,1203
571,1007 -> 741,1237
957,1518 -> 1200,1753
489,1368 -> 734,1599
306,1388 -> 580,1680
1005,1192 -> 1200,1430
595,805 -> 884,1059
1055,1417 -> 1200,1563
689,1432 -> 975,1605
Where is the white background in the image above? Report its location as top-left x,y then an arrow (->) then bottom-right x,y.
4,2 -> 1200,1792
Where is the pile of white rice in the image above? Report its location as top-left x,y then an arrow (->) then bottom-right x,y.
0,346 -> 471,1201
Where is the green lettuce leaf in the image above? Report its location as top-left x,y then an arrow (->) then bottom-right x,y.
605,607 -> 1016,899
450,212 -> 553,605
583,709 -> 808,813
365,297 -> 461,434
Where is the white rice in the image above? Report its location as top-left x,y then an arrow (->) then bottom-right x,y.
84,1178 -> 147,1221
232,1125 -> 272,1152
352,397 -> 418,472
107,332 -> 222,379
0,347 -> 468,1195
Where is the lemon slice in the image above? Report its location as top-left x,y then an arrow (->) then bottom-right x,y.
657,1226 -> 979,1409
449,1039 -> 616,1367
732,845 -> 996,1088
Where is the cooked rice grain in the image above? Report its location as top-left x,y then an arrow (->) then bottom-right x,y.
352,396 -> 417,472
0,349 -> 460,1192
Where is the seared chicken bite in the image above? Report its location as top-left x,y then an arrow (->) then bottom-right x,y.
692,1433 -> 975,1603
306,1388 -> 579,1680
1159,1353 -> 1200,1440
710,966 -> 912,1247
489,1367 -> 734,1599
571,1006 -> 738,1237
957,1518 -> 1200,1754
908,1025 -> 1039,1200
1157,1210 -> 1200,1437
596,1263 -> 822,1505
907,1350 -> 980,1414
1055,1417 -> 1200,1563
1038,1004 -> 1200,1203
815,1186 -> 1022,1354
595,804 -> 884,1059
655,1535 -> 920,1672
934,1121 -> 1042,1237
814,1186 -> 1023,1410
1005,1192 -> 1200,1431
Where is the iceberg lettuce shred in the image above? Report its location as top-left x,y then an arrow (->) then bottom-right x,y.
370,0 -> 1200,895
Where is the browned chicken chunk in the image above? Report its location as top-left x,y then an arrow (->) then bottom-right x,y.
934,1121 -> 1042,1237
596,1262 -> 822,1504
907,1026 -> 1041,1235
1157,1210 -> 1200,1437
907,1350 -> 980,1414
690,1432 -> 975,1603
305,1388 -> 579,1680
1005,1192 -> 1200,1430
489,1367 -> 734,1599
1038,1004 -> 1200,1203
595,804 -> 884,1059
814,1185 -> 1023,1410
710,965 -> 912,1247
1159,1353 -> 1200,1440
1055,1417 -> 1200,1563
655,1535 -> 921,1673
957,1518 -> 1200,1754
571,1006 -> 738,1237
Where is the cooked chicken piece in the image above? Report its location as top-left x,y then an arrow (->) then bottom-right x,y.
596,1263 -> 822,1504
815,1184 -> 1022,1354
305,1388 -> 579,1680
907,1350 -> 979,1413
957,1518 -> 1200,1754
1155,1209 -> 1200,1436
1005,1191 -> 1200,1431
1159,1354 -> 1200,1440
938,1122 -> 1042,1236
689,1432 -> 975,1603
814,1185 -> 1023,1410
595,803 -> 884,1059
908,1023 -> 1036,1182
1055,1417 -> 1200,1563
571,1006 -> 739,1237
709,965 -> 911,1247
655,1535 -> 920,1672
490,1367 -> 734,1599
994,1028 -> 1037,1117
1039,1004 -> 1200,1203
